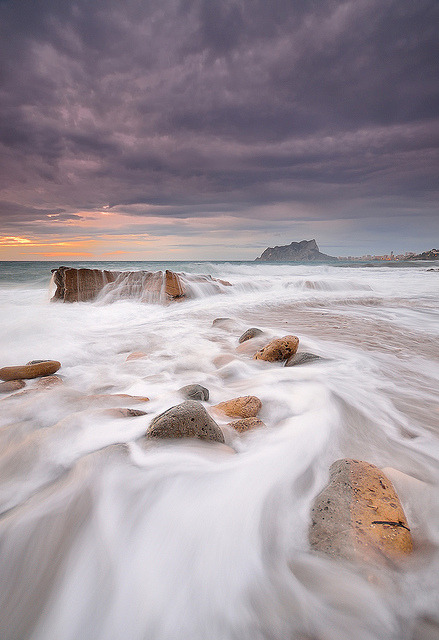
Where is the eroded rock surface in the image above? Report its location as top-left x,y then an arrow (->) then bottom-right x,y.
309,459 -> 413,566
51,266 -> 230,303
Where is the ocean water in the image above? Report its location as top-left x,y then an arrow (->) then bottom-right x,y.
0,260 -> 438,640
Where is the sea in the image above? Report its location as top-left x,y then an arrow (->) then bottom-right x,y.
0,260 -> 438,640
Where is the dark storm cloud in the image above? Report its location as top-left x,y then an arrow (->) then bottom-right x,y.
0,0 -> 437,234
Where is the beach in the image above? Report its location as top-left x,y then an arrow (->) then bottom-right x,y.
0,260 -> 438,640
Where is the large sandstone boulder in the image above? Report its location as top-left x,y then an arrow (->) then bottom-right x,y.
146,401 -> 224,443
0,361 -> 61,381
254,336 -> 299,362
213,395 -> 262,418
309,459 -> 413,566
51,266 -> 231,303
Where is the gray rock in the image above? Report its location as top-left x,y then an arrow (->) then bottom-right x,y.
238,328 -> 263,343
285,352 -> 323,367
179,384 -> 209,401
146,401 -> 224,443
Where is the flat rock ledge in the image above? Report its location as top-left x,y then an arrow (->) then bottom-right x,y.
310,459 -> 413,567
51,266 -> 231,303
146,400 -> 224,443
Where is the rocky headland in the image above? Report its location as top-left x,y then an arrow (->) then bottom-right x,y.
255,239 -> 337,262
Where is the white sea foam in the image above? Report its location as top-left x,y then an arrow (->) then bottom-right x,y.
0,261 -> 438,640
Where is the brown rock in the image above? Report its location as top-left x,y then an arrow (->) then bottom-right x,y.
0,361 -> 61,381
164,270 -> 185,298
238,328 -> 264,343
309,459 -> 413,566
0,379 -> 26,393
254,336 -> 299,362
146,400 -> 224,443
51,266 -> 229,304
213,395 -> 262,418
228,417 -> 266,433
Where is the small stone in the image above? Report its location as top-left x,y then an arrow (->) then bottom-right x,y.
0,361 -> 61,381
0,379 -> 26,393
146,400 -> 224,443
285,352 -> 323,367
228,417 -> 266,433
254,336 -> 299,362
179,384 -> 209,401
238,328 -> 264,343
213,395 -> 262,418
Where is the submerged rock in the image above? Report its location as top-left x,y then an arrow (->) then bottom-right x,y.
103,408 -> 148,418
146,400 -> 224,443
213,395 -> 262,418
254,336 -> 299,362
34,375 -> 64,388
125,352 -> 148,361
228,417 -> 266,433
285,352 -> 323,367
0,361 -> 61,381
309,459 -> 413,566
0,379 -> 26,393
238,328 -> 264,343
178,384 -> 209,401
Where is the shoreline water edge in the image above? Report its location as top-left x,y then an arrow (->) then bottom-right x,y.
0,260 -> 438,640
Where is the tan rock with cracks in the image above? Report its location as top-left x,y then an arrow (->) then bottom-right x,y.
254,336 -> 299,362
213,395 -> 262,419
309,459 -> 413,566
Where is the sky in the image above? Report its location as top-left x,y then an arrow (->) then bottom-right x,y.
0,0 -> 438,260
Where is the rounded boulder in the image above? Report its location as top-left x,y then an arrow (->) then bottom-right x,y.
309,459 -> 413,566
146,400 -> 224,443
254,336 -> 299,362
214,395 -> 262,418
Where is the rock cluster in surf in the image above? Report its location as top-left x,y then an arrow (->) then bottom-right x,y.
0,299 -> 414,574
51,266 -> 231,303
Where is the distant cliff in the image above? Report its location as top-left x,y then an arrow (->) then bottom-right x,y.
255,239 -> 337,262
